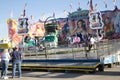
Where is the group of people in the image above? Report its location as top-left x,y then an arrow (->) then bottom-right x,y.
0,46 -> 22,79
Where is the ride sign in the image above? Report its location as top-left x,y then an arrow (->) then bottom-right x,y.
17,18 -> 29,35
89,11 -> 104,29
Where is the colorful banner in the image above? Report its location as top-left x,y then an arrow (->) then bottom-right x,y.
7,19 -> 22,46
29,23 -> 36,37
35,22 -> 45,37
29,22 -> 45,37
7,19 -> 17,38
12,34 -> 22,45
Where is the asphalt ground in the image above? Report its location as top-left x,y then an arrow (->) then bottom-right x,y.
1,65 -> 120,80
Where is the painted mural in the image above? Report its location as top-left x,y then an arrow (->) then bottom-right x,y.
59,6 -> 120,44
7,19 -> 22,46
102,6 -> 120,39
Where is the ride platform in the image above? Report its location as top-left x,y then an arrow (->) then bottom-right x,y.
8,59 -> 104,73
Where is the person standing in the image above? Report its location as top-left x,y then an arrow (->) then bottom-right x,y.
88,35 -> 97,51
1,49 -> 10,79
11,46 -> 22,78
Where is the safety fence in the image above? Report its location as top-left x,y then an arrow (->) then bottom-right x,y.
22,39 -> 120,60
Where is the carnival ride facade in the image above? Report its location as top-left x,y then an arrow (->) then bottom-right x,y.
60,6 -> 120,47
1,1 -> 120,72
44,21 -> 59,48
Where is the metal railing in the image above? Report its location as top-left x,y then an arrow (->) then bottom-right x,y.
22,39 -> 120,60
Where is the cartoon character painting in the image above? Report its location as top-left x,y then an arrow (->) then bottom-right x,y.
89,12 -> 104,30
17,18 -> 29,34
113,9 -> 120,33
103,17 -> 114,38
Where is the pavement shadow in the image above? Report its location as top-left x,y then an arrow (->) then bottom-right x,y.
21,71 -> 84,78
6,66 -> 120,79
92,71 -> 120,76
17,70 -> 120,79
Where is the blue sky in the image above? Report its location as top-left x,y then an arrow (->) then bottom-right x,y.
0,0 -> 120,38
